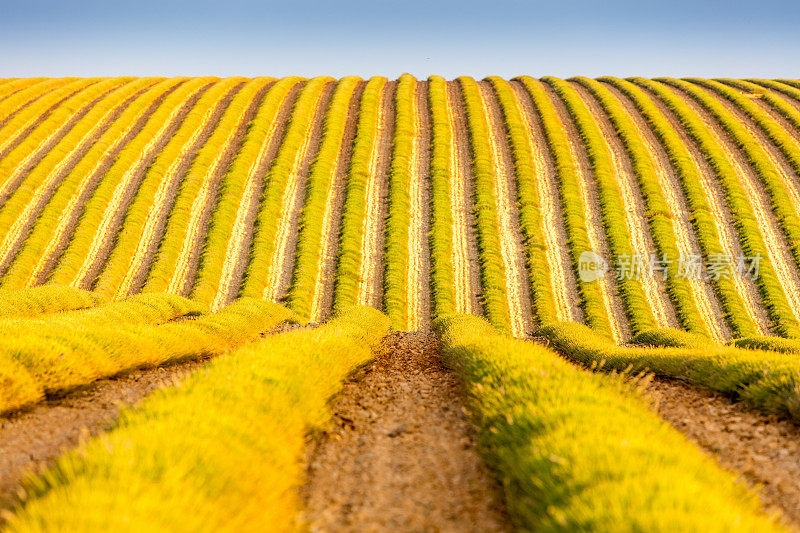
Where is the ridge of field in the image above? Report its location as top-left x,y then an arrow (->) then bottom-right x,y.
3,76 -> 800,341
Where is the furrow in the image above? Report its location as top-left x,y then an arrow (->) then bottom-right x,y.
309,82 -> 364,323
14,79 -> 188,289
571,81 -> 679,329
0,78 -> 128,209
667,83 -> 800,325
0,79 -> 159,274
542,82 -> 629,342
446,82 -> 482,315
601,81 -> 731,340
510,81 -> 583,323
356,81 -> 394,308
65,82 -> 211,289
0,78 -> 68,130
263,82 -> 334,302
477,81 -> 535,337
112,79 -> 246,299
209,79 -> 303,310
165,80 -> 268,296
407,80 -> 433,330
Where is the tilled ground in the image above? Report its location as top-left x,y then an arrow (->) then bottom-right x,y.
646,378 -> 800,530
301,331 -> 509,532
0,358 -> 206,517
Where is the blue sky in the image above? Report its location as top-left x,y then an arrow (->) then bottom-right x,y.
1,0 -> 798,78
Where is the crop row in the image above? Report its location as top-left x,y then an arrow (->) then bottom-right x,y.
0,292 -> 294,414
3,306 -> 388,531
634,78 -> 800,337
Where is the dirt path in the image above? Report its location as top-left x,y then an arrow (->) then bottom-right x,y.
117,81 -> 247,299
0,358 -> 207,521
572,81 -> 680,330
166,82 -> 270,296
446,81 -> 483,316
406,80 -> 433,331
602,82 -> 731,341
646,378 -> 800,531
356,81 -> 395,309
0,82 -> 155,275
310,83 -> 364,323
478,81 -> 535,337
27,82 -> 188,287
511,81 -> 583,325
264,82 -> 335,303
542,82 -> 630,342
634,83 -> 773,335
667,83 -> 800,324
302,332 -> 509,531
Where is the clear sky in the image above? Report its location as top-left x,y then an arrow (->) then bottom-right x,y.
1,0 -> 798,78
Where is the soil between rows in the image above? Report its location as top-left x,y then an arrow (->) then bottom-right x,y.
301,331 -> 509,532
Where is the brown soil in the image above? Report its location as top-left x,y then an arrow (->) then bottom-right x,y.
267,81 -> 336,302
0,79 -> 63,131
301,332 -> 509,532
29,81 -> 190,286
0,80 -> 93,158
572,81 -> 680,330
0,82 -> 156,276
408,79 -> 432,330
635,82 -> 774,335
510,81 -> 584,324
541,80 -> 631,342
310,82 -> 364,323
646,378 -> 800,531
357,80 -> 395,309
447,81 -> 484,315
667,82 -> 800,321
0,358 -> 207,520
478,80 -> 535,337
126,80 -> 263,298
601,81 -> 732,341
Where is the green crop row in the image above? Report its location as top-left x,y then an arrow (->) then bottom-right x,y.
0,294 -> 294,415
746,79 -> 800,106
382,73 -> 415,329
632,78 -> 800,337
3,306 -> 388,532
45,78 -> 205,288
599,77 -> 759,338
189,77 -> 302,307
0,78 -> 97,160
437,314 -> 779,532
238,77 -> 332,298
332,76 -> 388,312
426,75 -> 456,318
0,78 -> 128,207
545,77 -> 657,334
0,78 -> 158,270
679,78 -> 800,277
457,77 -> 512,333
139,77 -> 261,294
286,77 -> 361,321
515,77 -> 614,336
543,320 -> 800,423
573,77 -> 708,335
0,285 -> 104,318
0,79 -> 194,291
93,78 -> 241,299
486,77 -> 557,326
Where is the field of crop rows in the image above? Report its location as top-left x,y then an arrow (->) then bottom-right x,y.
3,75 -> 800,530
